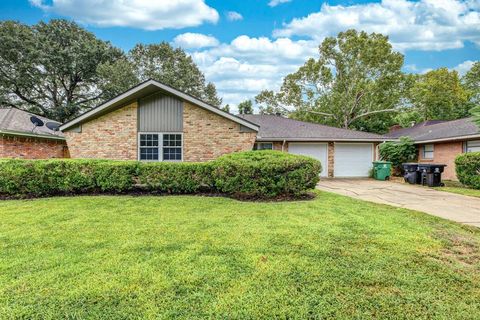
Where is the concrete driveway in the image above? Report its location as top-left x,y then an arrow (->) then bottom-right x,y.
317,179 -> 480,227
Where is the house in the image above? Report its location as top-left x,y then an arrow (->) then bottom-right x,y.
386,118 -> 480,180
0,107 -> 67,159
60,79 -> 388,178
239,114 -> 386,177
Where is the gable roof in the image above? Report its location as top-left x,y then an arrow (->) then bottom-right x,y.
0,107 -> 65,140
238,114 -> 389,142
385,118 -> 480,143
60,79 -> 259,131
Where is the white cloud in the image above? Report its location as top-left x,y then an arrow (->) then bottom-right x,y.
173,33 -> 219,49
268,0 -> 292,7
274,0 -> 480,51
188,36 -> 317,109
30,0 -> 219,30
452,60 -> 475,75
226,11 -> 243,21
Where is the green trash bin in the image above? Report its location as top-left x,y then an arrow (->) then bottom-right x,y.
372,161 -> 392,181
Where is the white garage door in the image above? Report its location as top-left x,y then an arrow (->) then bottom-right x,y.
288,143 -> 328,177
334,143 -> 373,177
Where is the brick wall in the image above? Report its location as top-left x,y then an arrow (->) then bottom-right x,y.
0,135 -> 67,159
183,102 -> 256,161
418,141 -> 463,180
64,102 -> 138,160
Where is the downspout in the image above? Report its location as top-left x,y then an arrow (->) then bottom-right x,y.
282,139 -> 286,152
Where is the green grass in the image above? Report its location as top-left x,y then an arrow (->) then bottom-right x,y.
438,181 -> 480,198
1,192 -> 479,319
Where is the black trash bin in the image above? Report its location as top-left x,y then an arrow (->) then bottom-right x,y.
402,163 -> 420,184
417,164 -> 447,187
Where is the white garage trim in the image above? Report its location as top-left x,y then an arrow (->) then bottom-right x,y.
288,142 -> 328,177
334,143 -> 374,177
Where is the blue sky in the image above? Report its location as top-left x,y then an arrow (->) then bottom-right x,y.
1,0 -> 479,108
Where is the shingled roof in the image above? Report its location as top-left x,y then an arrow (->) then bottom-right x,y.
0,107 -> 64,140
238,114 -> 388,141
385,117 -> 480,143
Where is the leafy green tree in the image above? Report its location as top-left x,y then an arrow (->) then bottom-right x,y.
96,58 -> 139,100
221,104 -> 230,113
379,137 -> 417,175
238,100 -> 254,114
0,20 -> 123,122
409,68 -> 469,122
462,61 -> 480,128
255,30 -> 406,133
128,43 -> 221,105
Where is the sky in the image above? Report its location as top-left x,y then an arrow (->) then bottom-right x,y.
1,0 -> 479,110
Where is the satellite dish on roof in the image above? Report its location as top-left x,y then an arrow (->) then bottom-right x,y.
30,116 -> 44,127
46,122 -> 60,132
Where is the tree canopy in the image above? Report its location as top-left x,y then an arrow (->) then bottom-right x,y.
0,20 -> 223,122
238,100 -> 254,114
0,19 -> 123,122
255,30 -> 407,133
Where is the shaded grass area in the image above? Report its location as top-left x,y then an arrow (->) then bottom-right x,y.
439,181 -> 480,198
1,192 -> 479,319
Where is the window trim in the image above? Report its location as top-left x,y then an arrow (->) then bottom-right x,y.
254,142 -> 274,150
466,140 -> 480,153
138,132 -> 183,162
423,144 -> 434,159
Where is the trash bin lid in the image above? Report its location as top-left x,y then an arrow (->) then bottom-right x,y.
373,161 -> 392,164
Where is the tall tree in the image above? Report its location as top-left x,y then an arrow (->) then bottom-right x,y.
238,100 -> 254,114
128,43 -> 222,106
0,20 -> 123,122
464,61 -> 480,127
255,30 -> 406,133
409,68 -> 469,122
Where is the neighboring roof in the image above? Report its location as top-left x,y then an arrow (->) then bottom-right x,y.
0,107 -> 65,140
238,114 -> 389,142
60,79 -> 259,132
385,118 -> 480,143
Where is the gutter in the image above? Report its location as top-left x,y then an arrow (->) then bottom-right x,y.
412,134 -> 480,144
0,129 -> 66,141
256,137 -> 396,142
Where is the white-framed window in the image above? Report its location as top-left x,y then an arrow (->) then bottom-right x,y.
254,142 -> 273,150
138,133 -> 182,161
423,144 -> 434,159
466,140 -> 480,153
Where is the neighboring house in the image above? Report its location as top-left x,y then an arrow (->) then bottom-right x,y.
386,118 -> 480,180
0,107 -> 67,159
60,79 -> 389,178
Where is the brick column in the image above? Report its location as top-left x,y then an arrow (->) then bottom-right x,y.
328,142 -> 335,178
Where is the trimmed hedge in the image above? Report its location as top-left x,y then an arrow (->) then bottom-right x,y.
0,151 -> 321,199
213,151 -> 321,198
455,152 -> 480,189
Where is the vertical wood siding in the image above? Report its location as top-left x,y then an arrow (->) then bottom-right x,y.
138,93 -> 183,132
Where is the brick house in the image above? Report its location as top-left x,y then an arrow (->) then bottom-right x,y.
0,107 -> 67,159
60,79 -> 389,178
386,118 -> 480,180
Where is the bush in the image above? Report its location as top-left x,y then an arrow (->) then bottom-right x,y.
455,152 -> 480,189
379,136 -> 417,175
212,151 -> 321,198
0,151 -> 321,199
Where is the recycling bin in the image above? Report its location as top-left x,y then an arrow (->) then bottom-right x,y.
372,161 -> 392,181
417,164 -> 447,187
402,163 -> 420,184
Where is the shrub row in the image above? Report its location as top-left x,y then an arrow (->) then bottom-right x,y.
0,151 -> 321,199
455,152 -> 480,189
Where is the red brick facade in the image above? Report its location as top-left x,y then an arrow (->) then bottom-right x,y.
418,141 -> 464,180
0,135 -> 67,159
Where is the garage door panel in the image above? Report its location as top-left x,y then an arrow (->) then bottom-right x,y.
334,143 -> 373,177
288,143 -> 328,177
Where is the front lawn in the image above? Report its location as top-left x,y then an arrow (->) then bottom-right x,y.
1,192 -> 479,319
439,181 -> 480,198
